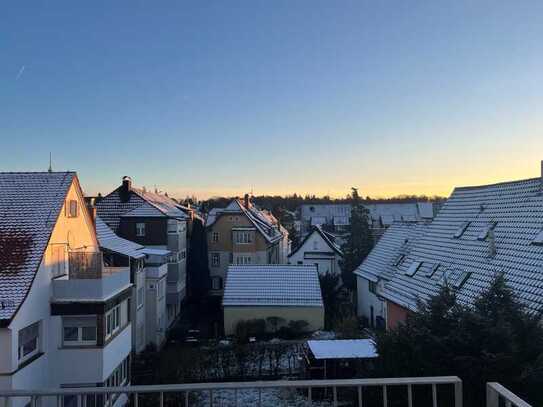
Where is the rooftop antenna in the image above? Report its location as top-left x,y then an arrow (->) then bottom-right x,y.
48,152 -> 52,173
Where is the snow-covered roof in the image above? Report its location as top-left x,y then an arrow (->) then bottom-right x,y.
95,217 -> 145,259
139,248 -> 170,256
289,225 -> 343,258
307,339 -> 378,359
0,172 -> 76,323
355,222 -> 428,283
379,176 -> 543,313
96,180 -> 187,231
206,199 -> 286,244
223,265 -> 323,307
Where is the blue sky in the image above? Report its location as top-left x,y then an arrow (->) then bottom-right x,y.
2,1 -> 543,199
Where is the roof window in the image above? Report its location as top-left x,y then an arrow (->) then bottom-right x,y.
426,263 -> 440,278
532,229 -> 543,246
393,254 -> 405,267
453,221 -> 470,239
405,261 -> 422,277
478,221 -> 497,241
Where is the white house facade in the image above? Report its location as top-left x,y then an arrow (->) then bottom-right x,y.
0,172 -> 132,407
287,226 -> 343,276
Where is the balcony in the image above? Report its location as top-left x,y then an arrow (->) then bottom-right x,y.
0,376 -> 532,407
52,252 -> 131,302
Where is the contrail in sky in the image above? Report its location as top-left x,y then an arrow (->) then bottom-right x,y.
16,66 -> 25,80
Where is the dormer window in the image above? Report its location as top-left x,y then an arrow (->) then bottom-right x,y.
66,200 -> 78,218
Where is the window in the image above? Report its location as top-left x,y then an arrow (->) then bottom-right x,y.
393,254 -> 405,267
313,240 -> 319,250
167,220 -> 178,234
137,287 -> 144,308
18,322 -> 40,362
453,221 -> 470,238
211,276 -> 223,290
137,324 -> 144,347
158,279 -> 166,299
168,252 -> 179,263
297,261 -> 303,265
66,200 -> 78,218
405,261 -> 422,277
211,253 -> 220,267
105,301 -> 127,340
180,249 -> 186,260
51,245 -> 66,278
212,232 -> 219,243
369,281 -> 377,294
235,255 -> 252,265
103,356 -> 130,405
63,317 -> 97,346
136,223 -> 146,237
235,231 -> 252,244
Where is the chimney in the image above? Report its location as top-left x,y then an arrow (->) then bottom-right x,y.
87,198 -> 97,229
488,229 -> 496,258
120,176 -> 132,202
244,193 -> 250,209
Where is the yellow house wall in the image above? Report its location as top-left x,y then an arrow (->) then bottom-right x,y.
224,306 -> 324,335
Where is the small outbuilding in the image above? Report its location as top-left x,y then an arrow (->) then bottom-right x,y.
304,339 -> 378,379
222,265 -> 324,336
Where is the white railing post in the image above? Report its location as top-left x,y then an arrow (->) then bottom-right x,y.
454,380 -> 463,407
487,384 -> 499,407
382,385 -> 387,407
432,383 -> 437,407
357,386 -> 362,407
407,384 -> 413,407
307,387 -> 312,406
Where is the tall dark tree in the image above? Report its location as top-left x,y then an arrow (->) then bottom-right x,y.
375,275 -> 543,407
186,218 -> 210,300
340,187 -> 374,290
319,272 -> 350,330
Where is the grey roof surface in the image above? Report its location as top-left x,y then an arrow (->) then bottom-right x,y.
96,184 -> 187,231
206,199 -> 286,244
95,217 -> 145,259
355,222 -> 429,282
0,172 -> 75,322
223,265 -> 323,307
307,339 -> 378,359
289,225 -> 343,258
379,177 -> 543,313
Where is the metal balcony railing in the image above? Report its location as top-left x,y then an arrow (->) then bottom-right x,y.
0,376 -> 464,407
486,383 -> 532,407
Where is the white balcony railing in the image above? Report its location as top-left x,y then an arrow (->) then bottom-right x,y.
486,383 -> 532,407
0,376 -> 463,407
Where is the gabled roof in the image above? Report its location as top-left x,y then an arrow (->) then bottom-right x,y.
206,199 -> 286,244
0,172 -> 76,323
354,222 -> 428,283
288,225 -> 343,258
380,176 -> 543,313
95,217 -> 145,259
96,181 -> 187,231
222,265 -> 323,307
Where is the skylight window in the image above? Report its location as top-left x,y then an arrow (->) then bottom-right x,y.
453,221 -> 470,239
393,254 -> 405,267
477,221 -> 497,241
532,229 -> 543,246
438,268 -> 471,289
452,271 -> 471,289
426,263 -> 440,278
405,261 -> 422,277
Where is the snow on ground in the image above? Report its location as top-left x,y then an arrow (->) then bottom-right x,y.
192,387 -> 333,407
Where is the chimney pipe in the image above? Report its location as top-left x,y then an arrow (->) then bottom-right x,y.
244,193 -> 250,209
121,176 -> 132,202
87,198 -> 97,229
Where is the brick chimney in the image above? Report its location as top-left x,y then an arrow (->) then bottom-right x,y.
120,176 -> 132,202
244,193 -> 250,209
87,198 -> 97,229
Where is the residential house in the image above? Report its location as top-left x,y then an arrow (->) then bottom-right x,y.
222,265 -> 324,335
0,172 -> 131,407
96,176 -> 188,326
205,195 -> 289,293
300,202 -> 437,240
354,222 -> 428,329
288,225 -> 343,276
95,216 -> 169,351
358,164 -> 543,330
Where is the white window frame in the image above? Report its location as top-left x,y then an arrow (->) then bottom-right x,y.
18,321 -> 41,364
136,222 -> 146,237
211,253 -> 220,267
211,276 -> 223,290
235,255 -> 252,265
66,199 -> 78,218
235,231 -> 252,244
212,232 -> 219,243
62,316 -> 97,347
137,287 -> 144,309
369,280 -> 378,294
105,302 -> 125,340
